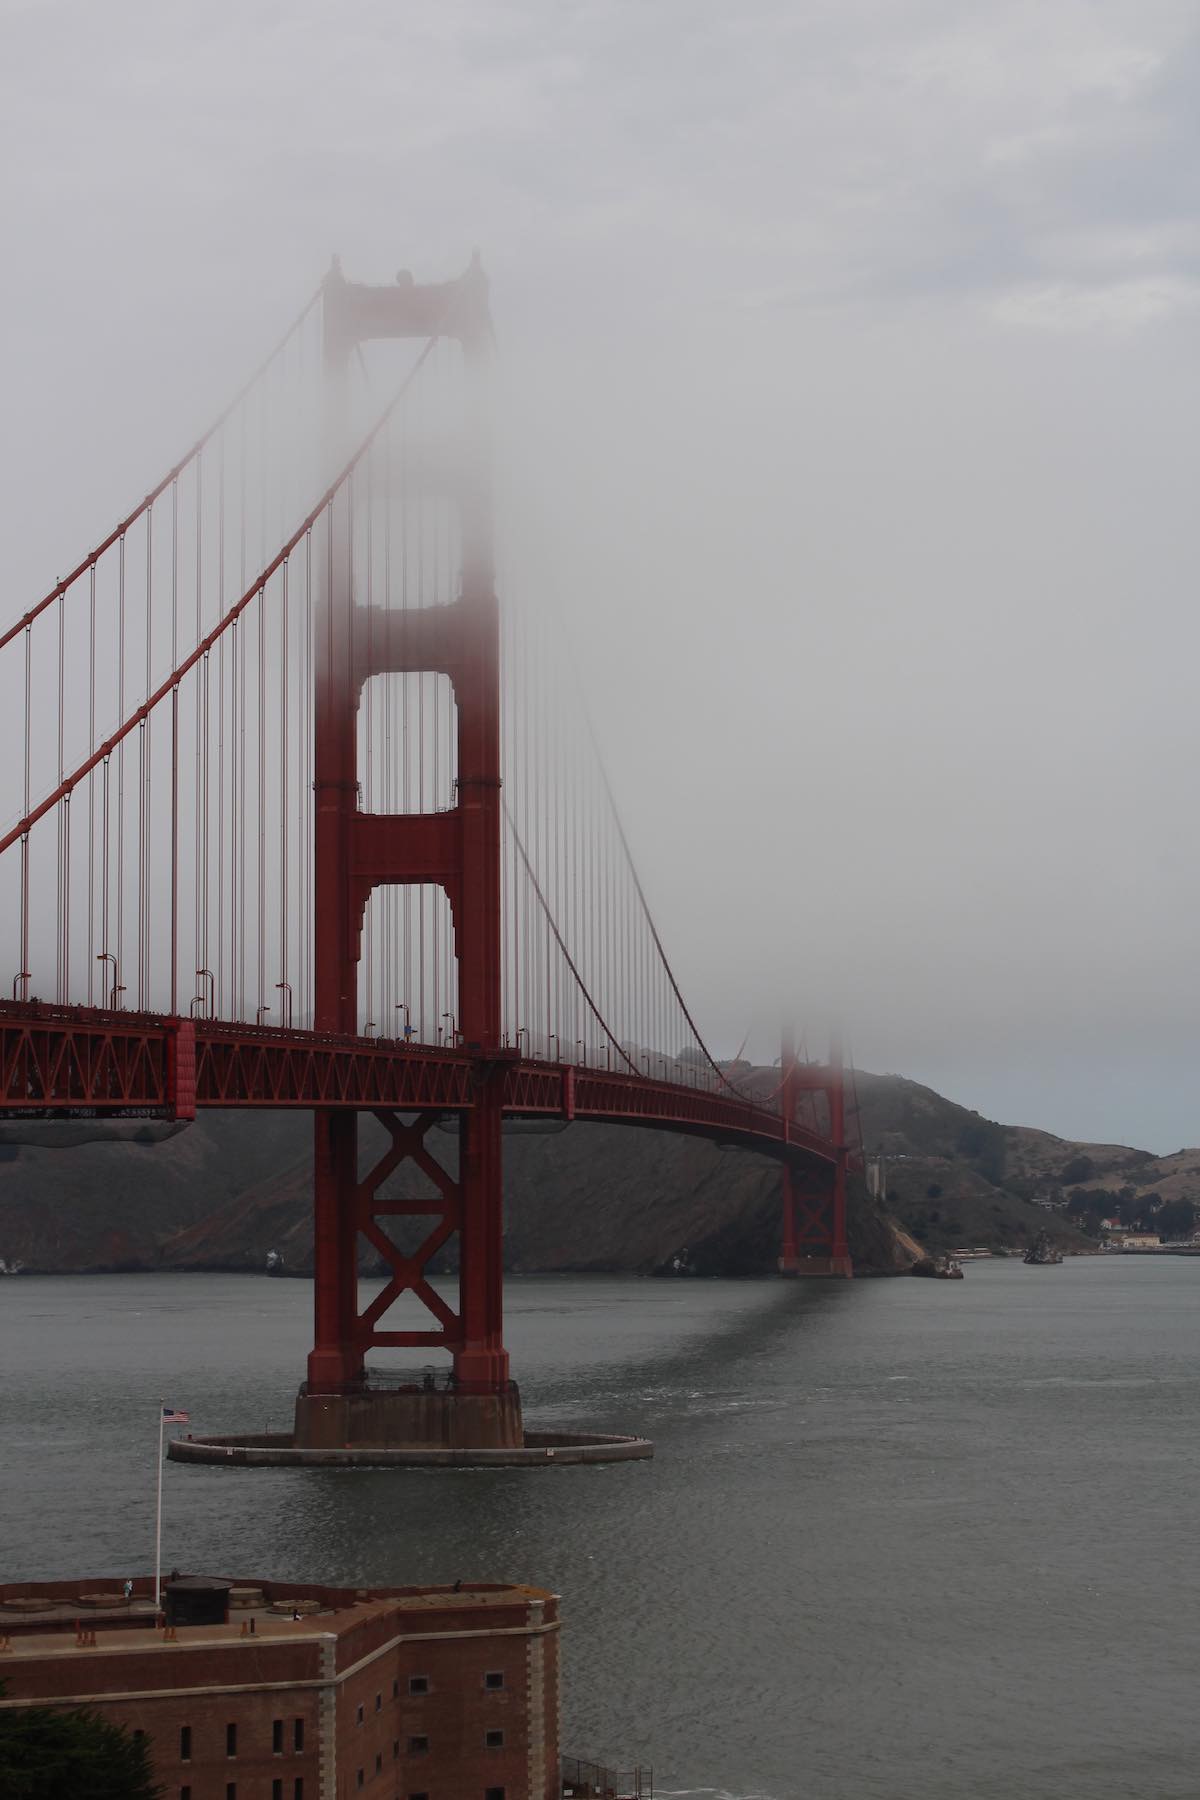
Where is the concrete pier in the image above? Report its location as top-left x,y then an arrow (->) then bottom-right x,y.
168,1428 -> 653,1469
293,1383 -> 525,1452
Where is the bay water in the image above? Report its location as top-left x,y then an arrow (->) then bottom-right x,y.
2,1258 -> 1198,1799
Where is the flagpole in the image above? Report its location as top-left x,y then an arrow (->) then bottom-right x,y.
155,1401 -> 164,1612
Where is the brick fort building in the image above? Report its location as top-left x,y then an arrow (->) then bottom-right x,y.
0,1574 -> 560,1800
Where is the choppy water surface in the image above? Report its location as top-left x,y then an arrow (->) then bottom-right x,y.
3,1259 -> 1199,1799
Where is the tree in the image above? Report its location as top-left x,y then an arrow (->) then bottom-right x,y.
1118,1192 -> 1161,1229
1059,1155 -> 1094,1186
1156,1198 -> 1196,1241
955,1119 -> 1007,1186
1065,1188 -> 1108,1219
0,1687 -> 162,1800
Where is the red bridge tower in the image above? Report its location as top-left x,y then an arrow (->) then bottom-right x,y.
778,1029 -> 853,1279
296,256 -> 519,1451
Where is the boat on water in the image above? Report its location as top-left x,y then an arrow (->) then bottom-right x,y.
264,1249 -> 285,1276
1024,1230 -> 1063,1266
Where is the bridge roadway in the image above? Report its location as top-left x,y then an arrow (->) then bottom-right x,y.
0,999 -> 837,1169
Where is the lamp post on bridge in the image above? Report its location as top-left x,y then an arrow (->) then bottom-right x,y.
194,968 -> 214,1020
95,952 -> 120,1010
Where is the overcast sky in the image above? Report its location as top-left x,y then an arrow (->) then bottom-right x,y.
3,1 -> 1198,1149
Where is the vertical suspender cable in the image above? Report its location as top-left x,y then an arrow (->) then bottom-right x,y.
237,591 -> 247,1016
115,532 -> 125,1005
364,447 -> 375,1030
217,432 -> 227,1014
280,555 -> 289,1010
382,425 -> 393,1033
257,371 -> 269,1022
401,410 -> 411,1040
55,591 -> 65,999
87,564 -> 96,1004
138,502 -> 152,1006
345,470 -> 356,1031
170,477 -> 178,1015
304,528 -> 313,1024
416,463 -> 426,1038
193,453 -> 203,1007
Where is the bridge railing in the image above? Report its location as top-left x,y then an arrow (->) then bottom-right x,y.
561,1754 -> 654,1798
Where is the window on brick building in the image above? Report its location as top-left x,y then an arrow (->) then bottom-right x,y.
293,1782 -> 304,1800
485,1729 -> 505,1749
356,1703 -> 364,1725
408,1675 -> 429,1695
375,1691 -> 382,1712
485,1788 -> 506,1800
273,1783 -> 283,1800
393,1740 -> 399,1759
484,1670 -> 505,1690
392,1677 -> 399,1698
180,1725 -> 192,1761
293,1719 -> 304,1753
408,1735 -> 429,1755
273,1718 -> 284,1754
226,1785 -> 237,1800
375,1751 -> 383,1773
408,1793 -> 429,1800
226,1722 -> 237,1757
356,1773 -> 364,1791
180,1788 -> 191,1800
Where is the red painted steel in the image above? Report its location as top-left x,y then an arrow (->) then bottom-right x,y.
0,258 -> 856,1412
0,1001 -> 841,1165
309,258 -> 508,1395
777,1028 -> 853,1278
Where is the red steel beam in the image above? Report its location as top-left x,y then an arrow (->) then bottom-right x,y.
0,1000 -> 839,1168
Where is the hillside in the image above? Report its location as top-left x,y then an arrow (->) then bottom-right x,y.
854,1072 -> 1197,1252
0,1070 -> 1193,1277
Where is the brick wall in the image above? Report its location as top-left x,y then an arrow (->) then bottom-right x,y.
0,1580 -> 561,1800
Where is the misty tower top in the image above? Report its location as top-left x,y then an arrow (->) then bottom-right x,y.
322,249 -> 491,358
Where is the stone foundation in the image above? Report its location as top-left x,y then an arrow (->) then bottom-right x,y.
779,1254 -> 854,1278
293,1384 -> 525,1452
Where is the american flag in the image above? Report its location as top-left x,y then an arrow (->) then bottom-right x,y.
162,1406 -> 190,1424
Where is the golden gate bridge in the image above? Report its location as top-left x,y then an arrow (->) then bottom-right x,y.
0,256 -> 852,1456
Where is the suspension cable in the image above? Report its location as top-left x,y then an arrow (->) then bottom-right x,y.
0,285 -> 322,652
505,800 -> 639,1076
0,339 -> 439,859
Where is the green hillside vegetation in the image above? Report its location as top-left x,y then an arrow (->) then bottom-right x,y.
850,1072 -> 1198,1256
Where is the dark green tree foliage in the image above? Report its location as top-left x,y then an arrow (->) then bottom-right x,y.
955,1118 -> 1007,1187
1058,1155 -> 1095,1186
1064,1188 -> 1192,1237
1065,1188 -> 1109,1219
1156,1198 -> 1196,1240
0,1687 -> 162,1800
